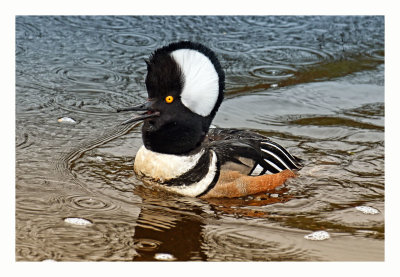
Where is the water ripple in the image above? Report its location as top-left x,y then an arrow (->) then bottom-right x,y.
367,49 -> 384,61
110,32 -> 158,49
49,194 -> 120,212
54,89 -> 123,115
134,238 -> 161,251
16,84 -> 56,115
53,16 -> 136,31
16,219 -> 139,261
54,66 -> 126,87
202,224 -> 314,261
16,245 -> 45,261
78,56 -> 113,67
250,65 -> 297,80
240,16 -> 310,30
66,195 -> 119,211
15,20 -> 42,40
211,40 -> 252,55
287,115 -> 384,130
16,45 -> 26,56
256,46 -> 333,66
16,132 -> 31,149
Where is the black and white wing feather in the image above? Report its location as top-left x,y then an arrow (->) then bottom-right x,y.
206,128 -> 302,176
250,139 -> 302,175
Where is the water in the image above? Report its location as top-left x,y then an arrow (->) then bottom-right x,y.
15,16 -> 384,261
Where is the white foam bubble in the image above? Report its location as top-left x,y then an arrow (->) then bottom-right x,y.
355,206 -> 380,215
64,217 -> 93,226
304,230 -> 330,241
57,117 -> 76,124
154,253 -> 176,261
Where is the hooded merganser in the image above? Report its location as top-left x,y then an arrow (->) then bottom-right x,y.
117,41 -> 302,198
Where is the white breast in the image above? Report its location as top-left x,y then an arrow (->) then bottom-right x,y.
134,145 -> 205,182
165,150 -> 218,197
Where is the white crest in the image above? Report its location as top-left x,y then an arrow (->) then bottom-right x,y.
171,49 -> 219,117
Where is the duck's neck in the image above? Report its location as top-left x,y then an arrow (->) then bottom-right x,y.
142,122 -> 208,155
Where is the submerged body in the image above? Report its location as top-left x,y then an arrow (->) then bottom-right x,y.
118,41 -> 302,198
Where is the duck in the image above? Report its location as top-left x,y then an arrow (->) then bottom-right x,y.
117,41 -> 302,199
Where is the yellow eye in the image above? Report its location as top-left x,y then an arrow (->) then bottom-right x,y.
165,96 -> 174,103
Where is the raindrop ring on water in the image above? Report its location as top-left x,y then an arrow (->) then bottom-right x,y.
54,66 -> 123,86
211,40 -> 252,55
64,195 -> 118,212
134,238 -> 161,251
250,65 -> 297,80
110,33 -> 157,49
258,46 -> 332,66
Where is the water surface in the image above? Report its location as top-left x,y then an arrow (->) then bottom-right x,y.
16,16 -> 384,261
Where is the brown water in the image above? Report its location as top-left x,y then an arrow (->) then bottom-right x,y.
15,16 -> 384,261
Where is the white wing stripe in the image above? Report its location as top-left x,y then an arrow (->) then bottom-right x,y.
261,148 -> 291,170
260,141 -> 298,168
251,164 -> 264,176
264,159 -> 283,172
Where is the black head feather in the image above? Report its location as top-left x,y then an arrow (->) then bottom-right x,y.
141,41 -> 225,154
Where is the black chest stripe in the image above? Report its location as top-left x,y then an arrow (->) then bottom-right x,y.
196,156 -> 220,197
164,151 -> 211,186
